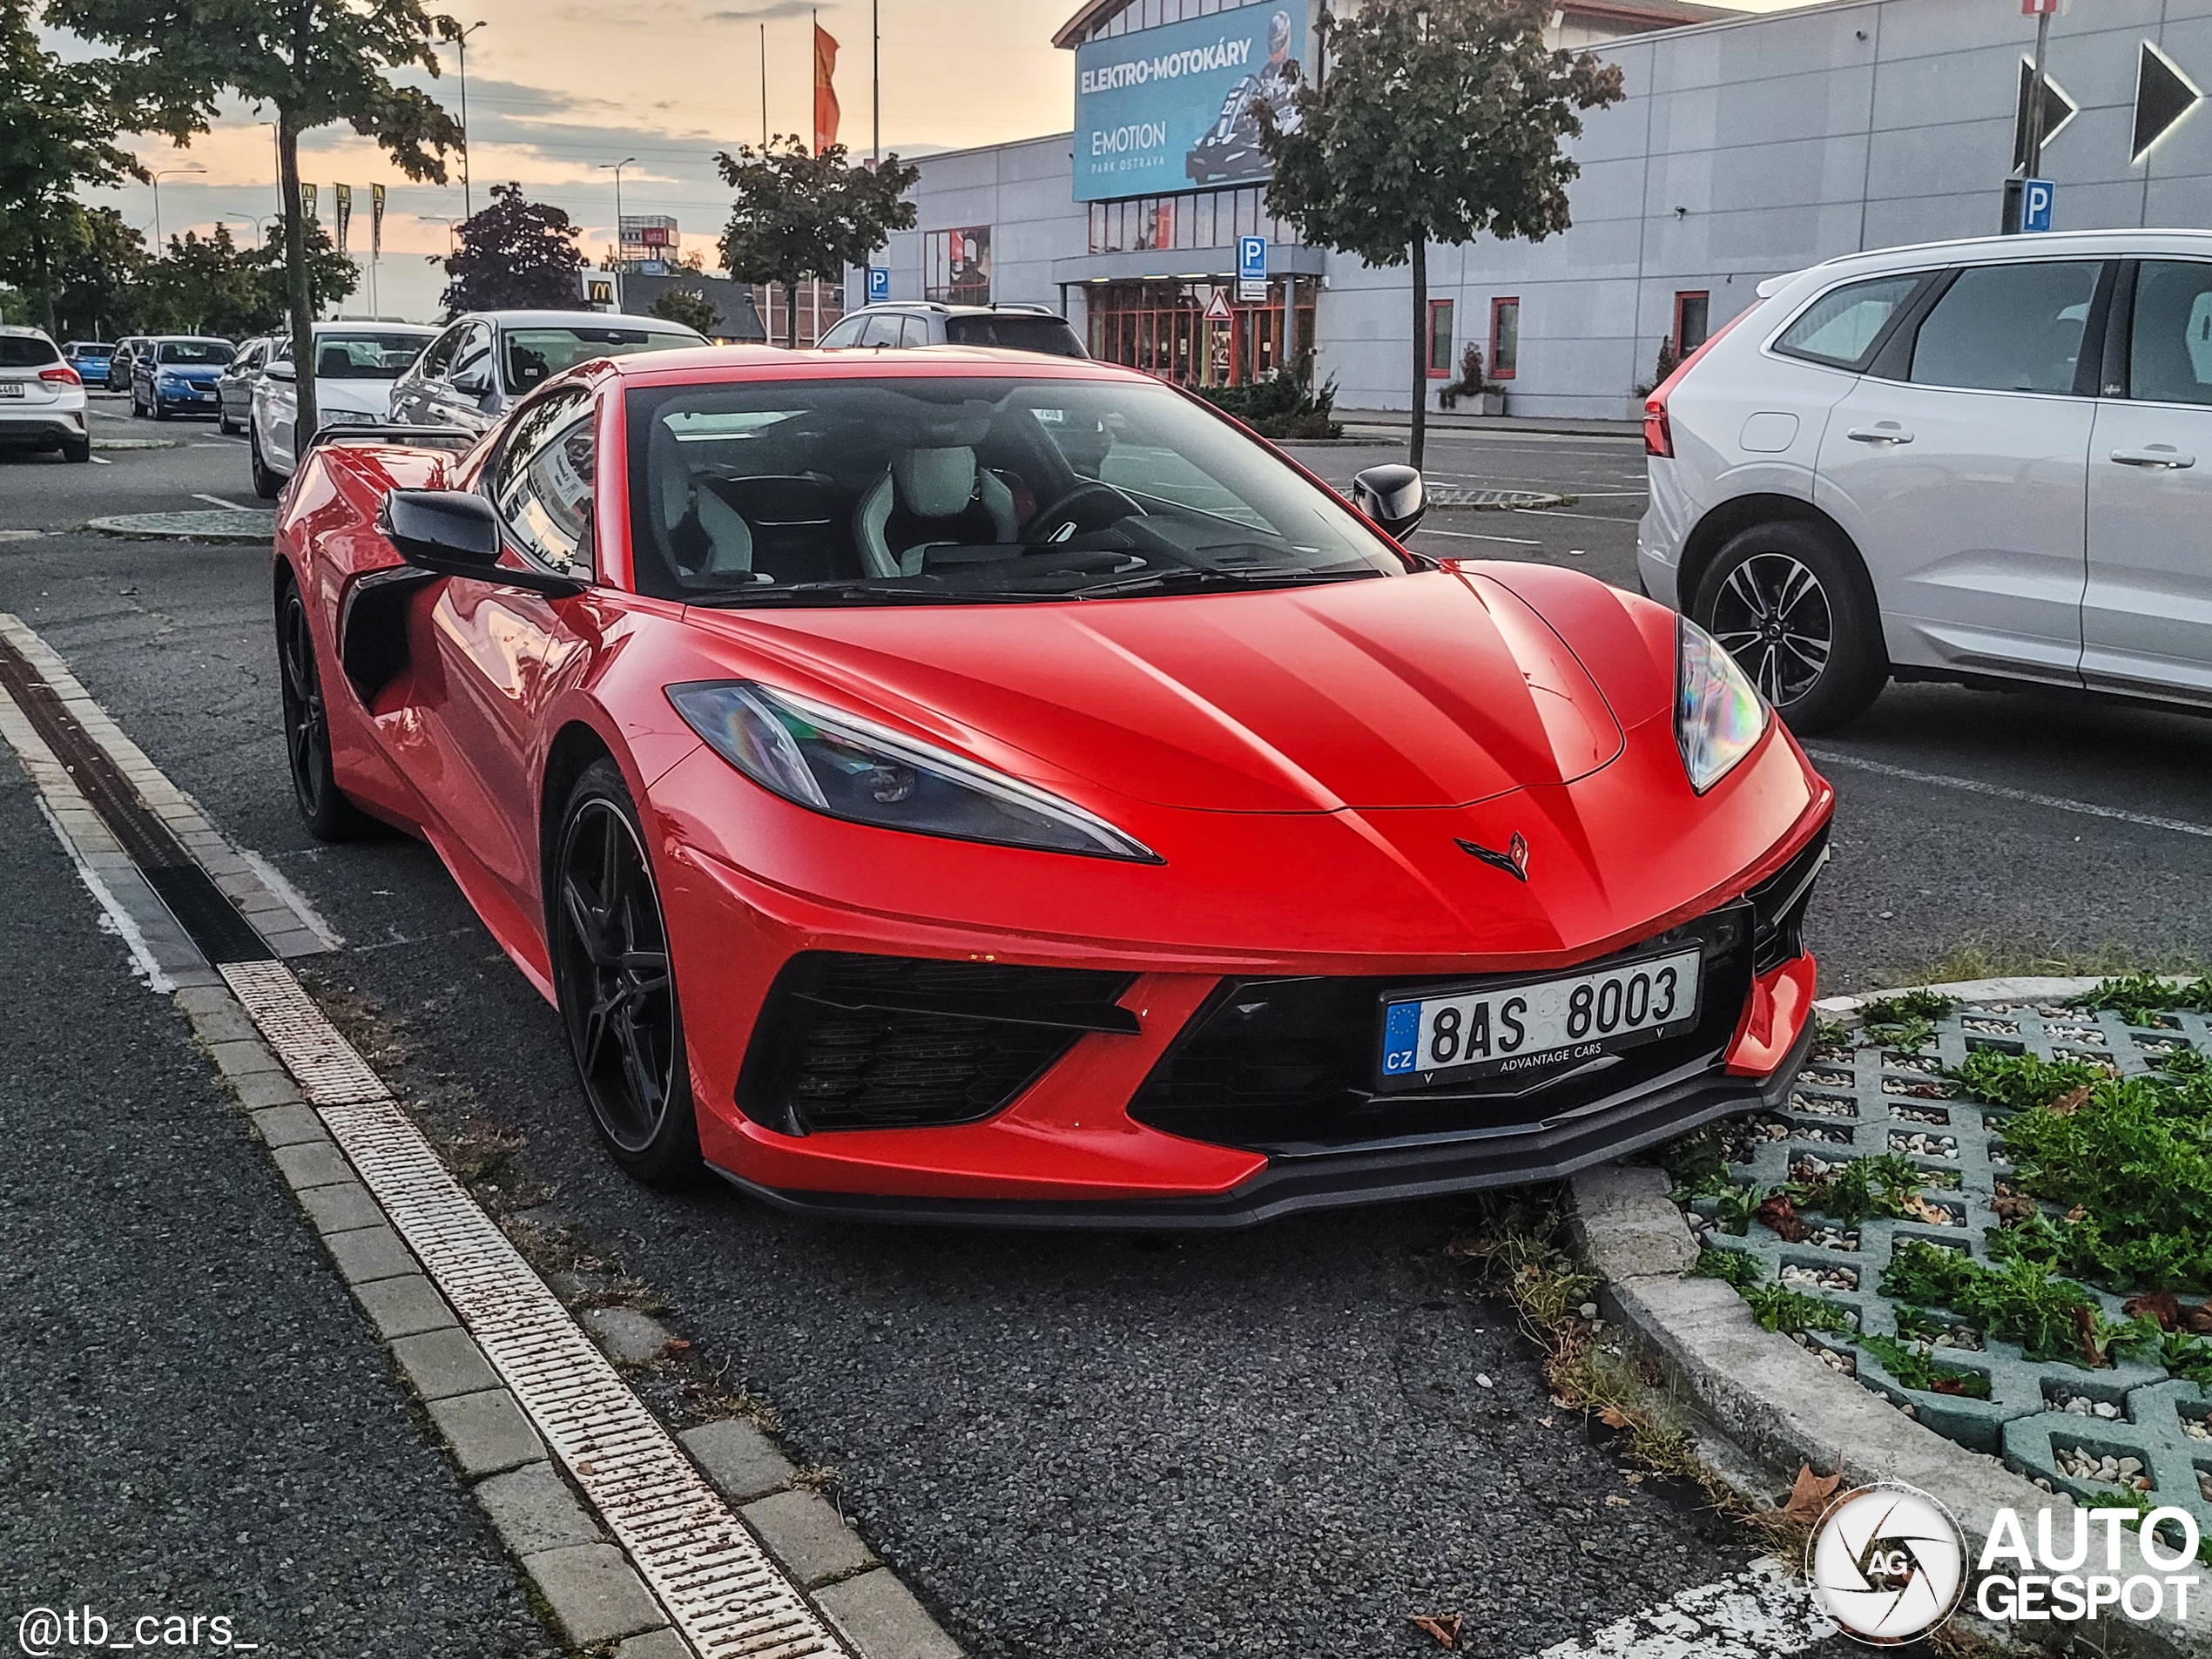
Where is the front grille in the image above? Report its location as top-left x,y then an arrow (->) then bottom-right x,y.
738,953 -> 1138,1134
1128,906 -> 1760,1156
1747,822 -> 1829,973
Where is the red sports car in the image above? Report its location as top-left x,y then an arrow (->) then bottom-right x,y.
272,346 -> 1831,1224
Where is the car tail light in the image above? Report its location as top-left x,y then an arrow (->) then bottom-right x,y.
40,363 -> 81,387
1643,301 -> 1762,458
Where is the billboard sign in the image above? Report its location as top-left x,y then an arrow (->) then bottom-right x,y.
1073,2 -> 1311,202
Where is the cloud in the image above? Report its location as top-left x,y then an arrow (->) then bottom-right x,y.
704,2 -> 817,21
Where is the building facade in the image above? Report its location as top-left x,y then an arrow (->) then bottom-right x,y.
856,0 -> 2212,419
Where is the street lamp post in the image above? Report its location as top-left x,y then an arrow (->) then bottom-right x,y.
602,157 -> 637,268
442,20 -> 489,218
151,165 -> 206,249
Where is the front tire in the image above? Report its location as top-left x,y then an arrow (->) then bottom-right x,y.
550,759 -> 701,1188
277,581 -> 374,840
1690,521 -> 1887,735
249,423 -> 281,499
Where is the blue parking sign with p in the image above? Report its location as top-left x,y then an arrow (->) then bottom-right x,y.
2022,179 -> 2055,233
867,266 -> 890,302
1238,235 -> 1267,301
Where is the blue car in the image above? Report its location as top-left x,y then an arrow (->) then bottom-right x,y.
62,341 -> 116,388
132,335 -> 235,420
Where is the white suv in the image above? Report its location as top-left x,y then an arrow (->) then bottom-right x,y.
0,326 -> 91,462
1640,229 -> 2212,732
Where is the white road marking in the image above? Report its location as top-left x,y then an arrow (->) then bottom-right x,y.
1417,527 -> 1546,545
192,492 -> 249,510
1529,1558 -> 1833,1659
30,795 -> 176,993
88,454 -> 111,465
1512,508 -> 1642,522
1805,747 -> 2212,840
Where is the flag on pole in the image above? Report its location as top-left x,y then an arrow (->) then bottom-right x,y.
300,182 -> 317,222
371,184 -> 385,256
334,183 -> 352,253
813,21 -> 840,153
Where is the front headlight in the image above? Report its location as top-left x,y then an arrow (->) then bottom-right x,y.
1676,617 -> 1768,793
667,680 -> 1160,862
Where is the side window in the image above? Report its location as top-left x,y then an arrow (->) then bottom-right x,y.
1772,274 -> 1924,370
858,313 -> 903,348
490,392 -> 597,576
816,315 -> 865,349
1909,261 -> 2102,395
449,323 -> 496,392
418,325 -> 466,382
2127,261 -> 2212,407
900,314 -> 931,347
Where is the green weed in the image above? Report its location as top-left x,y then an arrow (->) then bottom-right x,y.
1741,1283 -> 1857,1337
1879,1240 -> 2151,1368
2072,971 -> 2212,1026
1855,1332 -> 1993,1399
1686,1244 -> 1763,1289
1944,1049 -> 2104,1113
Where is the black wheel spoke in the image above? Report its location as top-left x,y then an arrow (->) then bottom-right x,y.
1711,551 -> 1832,707
555,794 -> 678,1157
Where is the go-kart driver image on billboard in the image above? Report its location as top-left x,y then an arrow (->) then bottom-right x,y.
1186,10 -> 1302,185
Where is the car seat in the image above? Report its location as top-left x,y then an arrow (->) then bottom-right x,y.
648,417 -> 758,578
853,442 -> 1018,577
318,345 -> 354,378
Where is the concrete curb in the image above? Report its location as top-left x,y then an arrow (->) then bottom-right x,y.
1811,974 -> 2190,1019
84,509 -> 275,543
1568,1015 -> 2212,1659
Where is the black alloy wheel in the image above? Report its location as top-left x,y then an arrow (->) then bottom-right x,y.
551,759 -> 700,1186
249,423 -> 280,499
1692,520 -> 1887,734
277,583 -> 371,840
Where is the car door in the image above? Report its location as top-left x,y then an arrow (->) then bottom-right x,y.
1814,258 -> 2107,685
436,322 -> 498,431
224,341 -> 266,421
417,387 -> 603,917
2081,259 -> 2212,704
390,323 -> 464,425
261,341 -> 299,458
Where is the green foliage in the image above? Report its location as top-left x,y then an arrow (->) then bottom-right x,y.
1192,352 -> 1340,438
1860,990 -> 1960,1025
2072,972 -> 2212,1026
1656,1129 -> 1731,1203
1945,1048 -> 2104,1113
133,219 -> 353,336
442,184 -> 584,314
714,137 -> 919,347
51,206 -> 146,340
2161,1045 -> 2209,1076
1805,1152 -> 1925,1225
1686,1244 -> 1762,1289
1879,1240 -> 2150,1367
1712,1183 -> 1760,1237
1811,1016 -> 1852,1052
1255,0 -> 1622,465
650,285 -> 722,337
1741,1283 -> 1855,1337
1856,1332 -> 1993,1399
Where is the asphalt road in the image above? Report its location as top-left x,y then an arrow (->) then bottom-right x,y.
0,398 -> 2195,1656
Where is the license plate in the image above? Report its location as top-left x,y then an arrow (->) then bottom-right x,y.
1378,948 -> 1703,1090
0,383 -> 22,398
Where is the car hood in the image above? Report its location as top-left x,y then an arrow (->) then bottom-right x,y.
159,364 -> 224,381
683,569 -> 1626,813
313,381 -> 399,416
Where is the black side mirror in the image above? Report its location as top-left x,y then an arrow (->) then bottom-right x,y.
379,489 -> 582,597
1352,464 -> 1426,539
450,366 -> 491,398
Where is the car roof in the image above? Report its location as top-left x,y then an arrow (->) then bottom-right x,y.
610,341 -> 1146,386
0,324 -> 55,340
1764,226 -> 2212,295
464,308 -> 704,331
149,334 -> 235,343
847,302 -> 1063,320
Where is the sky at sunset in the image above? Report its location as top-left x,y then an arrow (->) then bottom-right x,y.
57,0 -> 1807,308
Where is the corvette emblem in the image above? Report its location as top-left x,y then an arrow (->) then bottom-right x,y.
1455,832 -> 1529,882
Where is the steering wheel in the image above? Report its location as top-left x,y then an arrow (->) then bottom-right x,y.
1020,479 -> 1143,544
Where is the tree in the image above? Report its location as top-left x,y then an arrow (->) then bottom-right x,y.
441,183 -> 586,313
651,286 -> 721,337
1258,0 -> 1622,469
52,206 -> 147,341
53,0 -> 461,455
134,220 -> 356,336
249,219 -> 357,328
0,0 -> 142,331
714,137 -> 917,347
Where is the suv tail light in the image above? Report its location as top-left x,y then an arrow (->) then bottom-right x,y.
40,363 -> 81,387
1643,301 -> 1761,459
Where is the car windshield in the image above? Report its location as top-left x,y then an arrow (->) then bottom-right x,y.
942,315 -> 1083,357
301,333 -> 429,379
158,340 -> 233,365
506,326 -> 696,392
626,374 -> 1404,605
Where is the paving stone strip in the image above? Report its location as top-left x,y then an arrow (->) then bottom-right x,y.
0,613 -> 964,1659
1571,976 -> 2212,1659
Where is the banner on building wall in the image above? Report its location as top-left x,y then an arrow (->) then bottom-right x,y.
814,23 -> 840,153
371,184 -> 385,256
300,183 -> 316,222
334,183 -> 352,253
1071,1 -> 1310,202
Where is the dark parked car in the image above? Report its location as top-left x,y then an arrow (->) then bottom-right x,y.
62,341 -> 117,388
217,336 -> 277,435
816,302 -> 1088,359
385,309 -> 705,435
106,335 -> 154,391
132,335 -> 235,420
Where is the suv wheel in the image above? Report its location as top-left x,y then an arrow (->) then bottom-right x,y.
249,422 -> 281,500
1690,521 -> 1887,735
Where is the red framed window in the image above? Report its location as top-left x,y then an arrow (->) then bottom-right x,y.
1426,299 -> 1454,376
1674,290 -> 1712,354
1489,297 -> 1520,380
